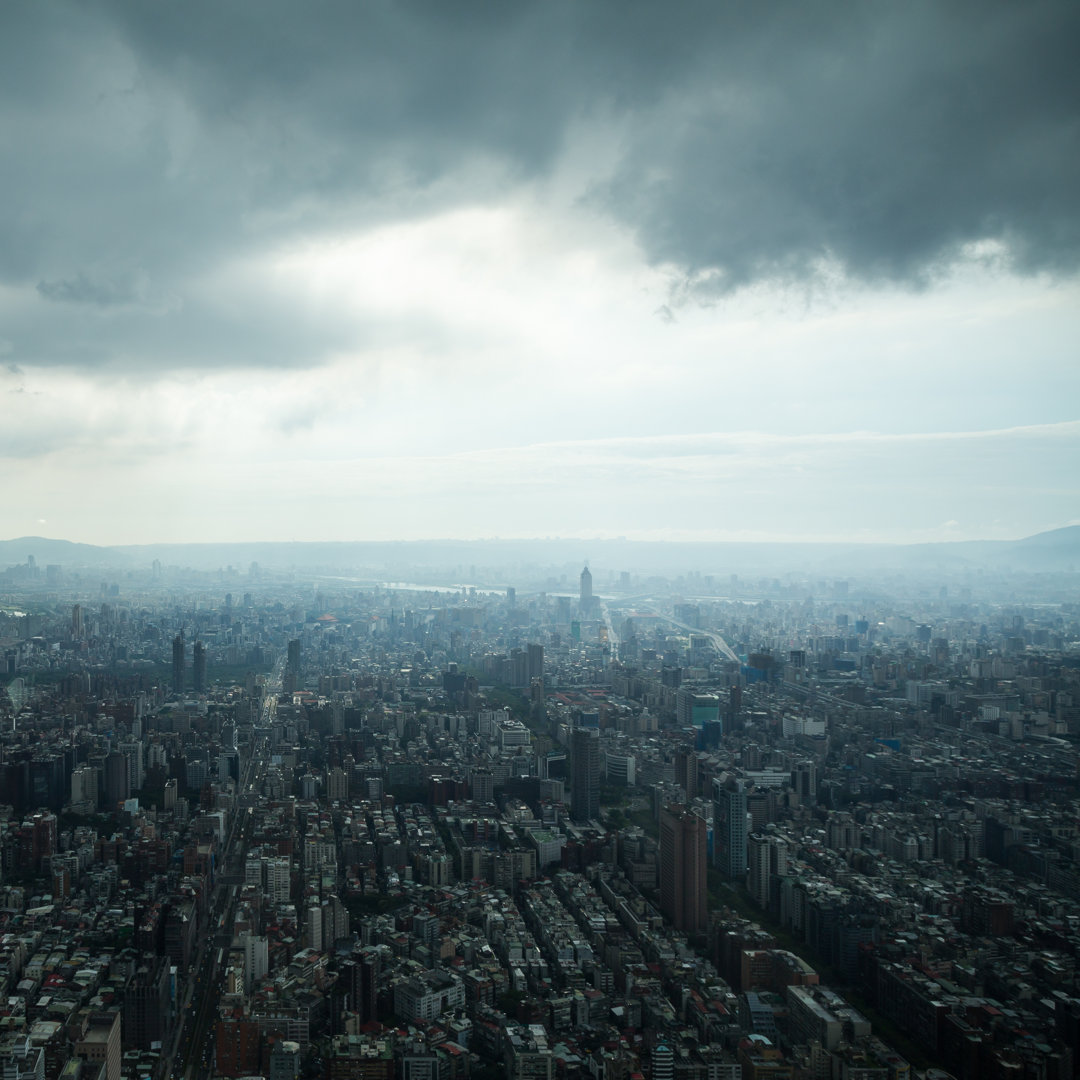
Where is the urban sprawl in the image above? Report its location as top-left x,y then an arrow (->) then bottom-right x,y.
1,555 -> 1080,1080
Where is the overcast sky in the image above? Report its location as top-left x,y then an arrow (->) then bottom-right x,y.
2,1 -> 1078,546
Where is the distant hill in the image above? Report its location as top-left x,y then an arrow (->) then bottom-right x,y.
0,527 -> 1077,578
0,536 -> 134,569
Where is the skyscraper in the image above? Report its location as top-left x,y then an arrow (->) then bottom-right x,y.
192,640 -> 207,693
580,564 -> 593,609
659,804 -> 708,933
71,604 -> 83,640
570,725 -> 600,823
171,633 -> 185,694
714,777 -> 749,880
527,642 -> 544,685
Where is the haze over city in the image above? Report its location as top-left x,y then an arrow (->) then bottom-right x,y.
4,8 -> 1080,1080
1,2 -> 1078,547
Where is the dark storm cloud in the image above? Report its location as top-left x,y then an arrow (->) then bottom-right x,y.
1,0 -> 1077,368
595,3 -> 1080,293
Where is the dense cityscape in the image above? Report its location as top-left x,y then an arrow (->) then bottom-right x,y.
4,3 -> 1078,1080
0,543 -> 1078,1080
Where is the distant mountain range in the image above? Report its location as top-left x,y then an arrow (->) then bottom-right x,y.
0,527 -> 1078,578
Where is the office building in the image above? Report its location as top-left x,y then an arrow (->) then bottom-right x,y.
748,833 -> 788,912
570,725 -> 600,823
674,750 -> 698,800
117,737 -> 144,793
527,642 -> 544,685
651,1043 -> 674,1080
659,804 -> 708,933
471,767 -> 494,805
286,637 -> 301,692
74,1012 -> 121,1080
171,633 -> 185,694
104,751 -> 130,807
676,690 -> 721,729
192,640 -> 207,692
792,761 -> 817,805
269,1041 -> 301,1080
123,956 -> 171,1049
714,777 -> 748,880
243,933 -> 269,994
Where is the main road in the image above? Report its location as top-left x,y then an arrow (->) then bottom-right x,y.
165,657 -> 281,1080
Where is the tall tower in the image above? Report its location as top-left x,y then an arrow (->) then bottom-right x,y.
171,634 -> 185,694
580,564 -> 593,606
659,805 -> 708,933
714,777 -> 749,880
570,725 -> 600,823
192,641 -> 207,693
71,604 -> 83,640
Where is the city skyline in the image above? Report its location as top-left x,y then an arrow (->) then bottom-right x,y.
1,3 -> 1077,546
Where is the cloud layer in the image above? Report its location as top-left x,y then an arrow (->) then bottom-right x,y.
0,3 -> 1077,544
3,4 -> 1079,361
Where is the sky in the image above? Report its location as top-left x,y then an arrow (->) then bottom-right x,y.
1,1 -> 1078,547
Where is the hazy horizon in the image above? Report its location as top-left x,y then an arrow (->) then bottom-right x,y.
4,522 -> 1080,550
2,4 -> 1078,547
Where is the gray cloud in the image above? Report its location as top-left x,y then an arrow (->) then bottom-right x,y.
597,3 -> 1080,293
37,271 -> 145,306
1,1 -> 1076,370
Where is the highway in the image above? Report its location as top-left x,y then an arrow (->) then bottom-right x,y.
608,600 -> 741,663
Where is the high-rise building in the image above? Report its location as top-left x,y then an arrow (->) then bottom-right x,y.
286,638 -> 301,690
747,832 -> 788,911
580,565 -> 592,605
652,1043 -> 674,1080
192,641 -> 207,692
242,932 -> 269,994
471,767 -> 494,805
676,689 -> 721,729
71,764 -> 99,811
792,761 -> 817,805
269,1041 -> 301,1080
714,777 -> 748,880
123,956 -> 171,1049
659,805 -> 708,933
75,1011 -> 121,1080
71,604 -> 83,640
118,737 -> 145,793
266,856 -> 291,904
348,948 -> 379,1024
527,642 -> 544,685
674,751 -> 698,800
570,725 -> 600,823
32,811 -> 57,870
172,633 -> 185,694
104,751 -> 130,807
306,903 -> 323,952
326,767 -> 348,803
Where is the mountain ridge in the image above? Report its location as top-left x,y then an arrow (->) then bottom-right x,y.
0,527 -> 1076,576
